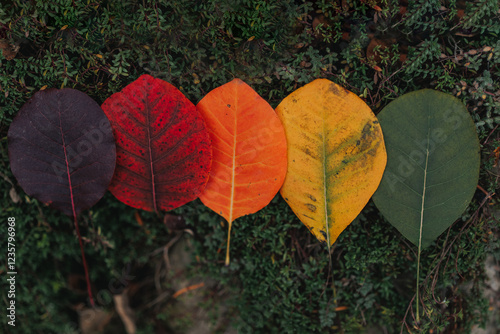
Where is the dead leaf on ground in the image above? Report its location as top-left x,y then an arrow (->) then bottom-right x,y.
173,282 -> 205,298
79,306 -> 113,334
493,146 -> 500,167
0,39 -> 18,60
114,292 -> 137,334
9,187 -> 20,203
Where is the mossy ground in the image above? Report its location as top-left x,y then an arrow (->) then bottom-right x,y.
1,1 -> 499,333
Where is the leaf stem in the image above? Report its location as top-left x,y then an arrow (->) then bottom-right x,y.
225,221 -> 232,266
416,246 -> 421,323
73,215 -> 95,307
59,111 -> 94,307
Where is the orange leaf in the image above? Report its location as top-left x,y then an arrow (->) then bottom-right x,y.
197,79 -> 287,264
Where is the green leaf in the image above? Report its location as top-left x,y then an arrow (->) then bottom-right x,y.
373,89 -> 480,248
372,89 -> 480,321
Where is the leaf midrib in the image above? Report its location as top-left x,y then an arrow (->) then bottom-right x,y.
229,89 -> 237,224
57,101 -> 77,218
144,86 -> 157,213
322,105 -> 330,248
416,111 -> 432,321
418,118 -> 431,250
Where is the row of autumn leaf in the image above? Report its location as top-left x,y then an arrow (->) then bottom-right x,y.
8,74 -> 479,307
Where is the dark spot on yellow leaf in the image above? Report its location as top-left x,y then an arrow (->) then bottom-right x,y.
329,83 -> 348,97
307,194 -> 317,202
306,203 -> 316,212
366,144 -> 380,156
362,122 -> 372,135
301,147 -> 318,159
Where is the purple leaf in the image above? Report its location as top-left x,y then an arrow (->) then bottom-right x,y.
8,88 -> 116,307
8,88 -> 116,217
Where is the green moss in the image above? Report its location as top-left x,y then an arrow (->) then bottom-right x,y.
1,0 -> 499,333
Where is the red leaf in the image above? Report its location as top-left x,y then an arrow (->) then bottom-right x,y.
8,88 -> 116,217
102,74 -> 212,212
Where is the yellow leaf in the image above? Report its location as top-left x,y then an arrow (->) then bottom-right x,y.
96,54 -> 103,59
40,85 -> 47,90
61,25 -> 68,30
275,79 -> 386,247
247,36 -> 255,41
